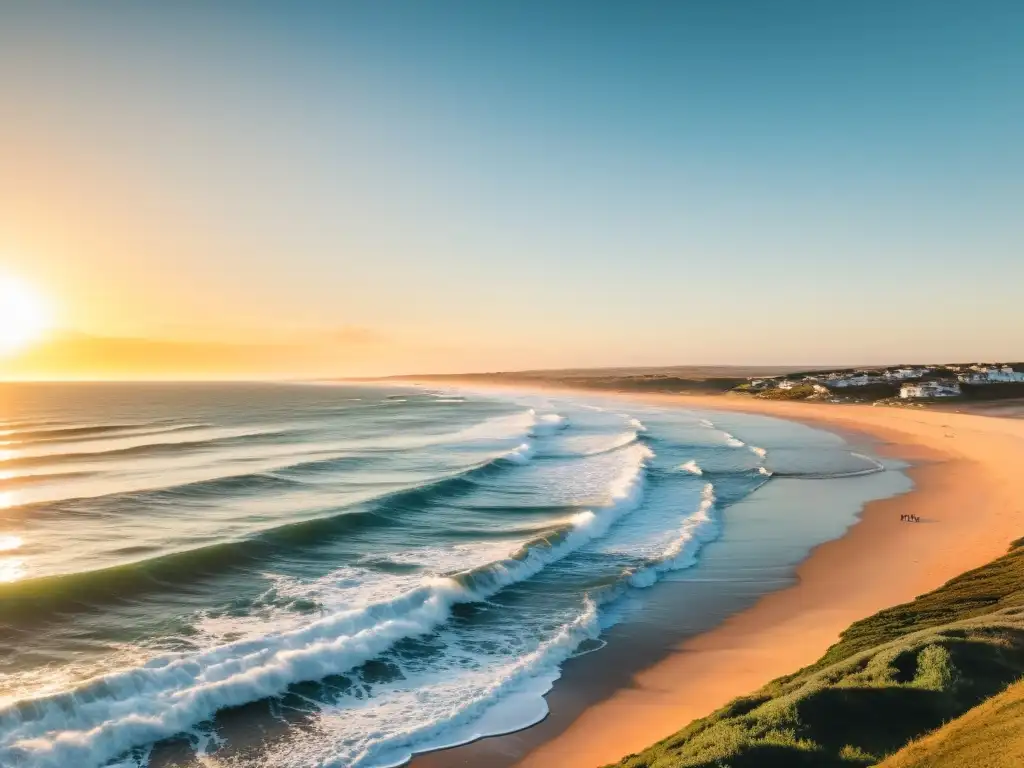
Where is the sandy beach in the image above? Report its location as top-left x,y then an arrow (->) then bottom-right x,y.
511,395 -> 1024,768
409,390 -> 1024,768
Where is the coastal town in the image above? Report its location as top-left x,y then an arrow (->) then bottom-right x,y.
739,363 -> 1024,402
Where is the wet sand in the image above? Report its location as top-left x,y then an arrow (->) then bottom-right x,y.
413,392 -> 1024,768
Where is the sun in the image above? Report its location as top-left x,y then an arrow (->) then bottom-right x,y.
0,275 -> 50,356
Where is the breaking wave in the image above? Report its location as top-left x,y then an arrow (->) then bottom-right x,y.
0,447 -> 544,618
723,433 -> 745,448
341,600 -> 601,767
503,442 -> 535,464
626,483 -> 719,589
0,445 -> 655,768
529,412 -> 569,436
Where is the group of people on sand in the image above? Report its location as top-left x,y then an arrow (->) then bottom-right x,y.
900,514 -> 922,523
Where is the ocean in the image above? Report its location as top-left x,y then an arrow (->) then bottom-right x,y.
0,382 -> 910,768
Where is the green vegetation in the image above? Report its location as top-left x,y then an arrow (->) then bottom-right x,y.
810,538 -> 1024,669
879,679 -> 1024,767
384,363 -> 1024,406
608,540 -> 1024,768
756,384 -> 818,400
823,383 -> 901,402
386,366 -> 829,395
573,375 -> 748,394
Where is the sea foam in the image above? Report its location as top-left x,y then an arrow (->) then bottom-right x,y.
723,433 -> 745,448
504,441 -> 536,464
529,412 -> 570,436
339,599 -> 601,767
0,443 -> 655,768
627,482 -> 719,589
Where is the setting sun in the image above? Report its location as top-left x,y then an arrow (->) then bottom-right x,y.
0,274 -> 50,356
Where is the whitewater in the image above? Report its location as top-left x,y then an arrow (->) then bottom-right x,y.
0,382 -> 898,767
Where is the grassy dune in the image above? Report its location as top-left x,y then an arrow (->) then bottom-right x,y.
608,540 -> 1024,768
879,679 -> 1024,767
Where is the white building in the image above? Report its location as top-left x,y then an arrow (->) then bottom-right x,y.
746,378 -> 777,390
831,373 -> 877,388
958,366 -> 1024,384
778,380 -> 797,390
900,381 -> 961,399
884,367 -> 930,380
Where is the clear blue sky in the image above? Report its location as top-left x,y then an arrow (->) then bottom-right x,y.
1,1 -> 1022,375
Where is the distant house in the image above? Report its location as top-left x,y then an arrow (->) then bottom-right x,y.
959,366 -> 1024,384
900,381 -> 961,399
884,367 -> 930,380
831,373 -> 877,388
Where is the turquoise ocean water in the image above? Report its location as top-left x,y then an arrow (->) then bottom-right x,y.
0,383 -> 909,767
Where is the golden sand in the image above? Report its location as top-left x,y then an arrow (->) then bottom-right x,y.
515,396 -> 1024,768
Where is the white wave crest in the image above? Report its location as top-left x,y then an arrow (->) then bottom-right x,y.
0,444 -> 654,768
503,442 -> 535,464
529,412 -> 569,436
628,418 -> 647,432
758,466 -> 773,476
723,433 -> 745,448
679,460 -> 703,475
627,483 -> 719,589
750,445 -> 767,458
343,600 -> 601,767
699,418 -> 715,428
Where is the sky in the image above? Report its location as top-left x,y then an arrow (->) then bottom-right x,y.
1,1 -> 1022,378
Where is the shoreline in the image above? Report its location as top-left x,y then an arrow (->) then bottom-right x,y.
411,390 -> 1024,768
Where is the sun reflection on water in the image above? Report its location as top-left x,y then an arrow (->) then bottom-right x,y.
0,535 -> 25,582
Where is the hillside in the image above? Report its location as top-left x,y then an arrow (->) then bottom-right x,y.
879,679 -> 1024,767
373,363 -> 1024,406
383,366 -> 820,396
608,539 -> 1024,768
